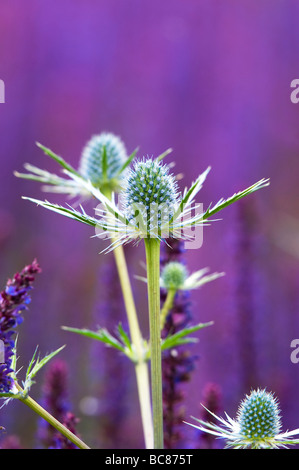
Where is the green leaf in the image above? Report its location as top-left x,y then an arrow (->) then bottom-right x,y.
62,325 -> 139,362
201,178 -> 270,222
116,147 -> 138,175
36,142 -> 81,177
23,345 -> 66,393
22,198 -> 101,228
25,346 -> 39,378
62,326 -> 126,353
117,323 -> 132,351
15,164 -> 67,184
170,167 -> 211,223
102,145 -> 108,181
15,164 -> 84,197
155,148 -> 173,163
26,346 -> 66,380
161,321 -> 213,351
178,177 -> 270,229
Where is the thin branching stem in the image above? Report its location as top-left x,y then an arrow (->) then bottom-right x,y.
113,243 -> 153,449
160,289 -> 176,330
15,383 -> 90,449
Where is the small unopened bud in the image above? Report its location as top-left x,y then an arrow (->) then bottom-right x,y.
161,261 -> 188,290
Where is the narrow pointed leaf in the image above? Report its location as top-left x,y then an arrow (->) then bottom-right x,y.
61,326 -> 125,353
201,178 -> 270,222
117,323 -> 132,350
36,142 -> 81,177
102,145 -> 108,181
116,147 -> 138,175
155,148 -> 173,163
161,321 -> 213,351
22,197 -> 102,228
171,167 -> 211,222
26,345 -> 66,382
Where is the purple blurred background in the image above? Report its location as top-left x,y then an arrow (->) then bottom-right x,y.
1,0 -> 299,448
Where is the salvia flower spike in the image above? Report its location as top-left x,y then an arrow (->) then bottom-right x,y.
0,260 -> 41,395
185,388 -> 299,449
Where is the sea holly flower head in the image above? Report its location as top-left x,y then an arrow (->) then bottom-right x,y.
161,262 -> 188,290
19,146 -> 270,253
122,158 -> 179,237
78,132 -> 128,193
14,132 -> 136,199
186,388 -> 299,449
237,389 -> 281,441
160,262 -> 225,291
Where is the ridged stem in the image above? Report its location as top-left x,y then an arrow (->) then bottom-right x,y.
103,187 -> 153,449
144,237 -> 164,449
113,243 -> 153,449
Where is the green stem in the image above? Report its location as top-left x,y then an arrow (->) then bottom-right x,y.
113,244 -> 153,449
15,383 -> 90,449
144,237 -> 164,449
102,187 -> 153,449
160,289 -> 176,330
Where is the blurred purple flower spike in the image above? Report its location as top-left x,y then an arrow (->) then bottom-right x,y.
0,259 -> 41,393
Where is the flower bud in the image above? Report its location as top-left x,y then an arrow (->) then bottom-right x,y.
161,261 -> 188,290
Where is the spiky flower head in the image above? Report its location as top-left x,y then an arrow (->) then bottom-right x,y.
15,132 -> 132,199
78,132 -> 128,193
21,145 -> 270,254
122,158 -> 179,238
161,262 -> 188,290
237,389 -> 281,442
186,388 -> 299,449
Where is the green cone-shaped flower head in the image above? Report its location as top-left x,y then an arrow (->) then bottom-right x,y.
123,158 -> 179,237
78,132 -> 127,192
161,262 -> 188,290
237,389 -> 282,441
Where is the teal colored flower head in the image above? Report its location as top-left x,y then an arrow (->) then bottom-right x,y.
160,263 -> 224,292
122,158 -> 179,237
78,132 -> 128,193
237,389 -> 281,442
161,262 -> 188,290
20,146 -> 270,253
186,388 -> 299,449
14,132 -> 135,198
